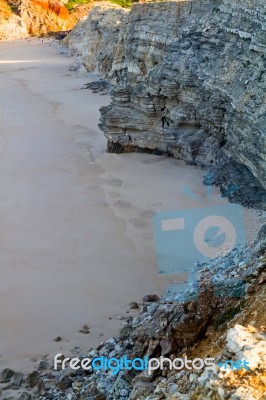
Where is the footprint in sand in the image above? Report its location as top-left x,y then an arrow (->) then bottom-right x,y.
108,191 -> 122,199
141,156 -> 168,164
140,210 -> 155,218
113,199 -> 133,209
104,176 -> 124,187
129,218 -> 147,228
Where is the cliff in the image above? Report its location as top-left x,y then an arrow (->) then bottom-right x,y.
0,0 -> 75,39
63,3 -> 129,74
78,0 -> 266,209
0,0 -> 28,38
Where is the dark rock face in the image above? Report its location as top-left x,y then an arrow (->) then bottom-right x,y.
99,0 -> 266,208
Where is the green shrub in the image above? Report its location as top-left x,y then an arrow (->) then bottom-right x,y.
66,0 -> 131,11
109,0 -> 132,8
65,0 -> 92,11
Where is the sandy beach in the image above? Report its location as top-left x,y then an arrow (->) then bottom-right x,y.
0,39 -> 262,372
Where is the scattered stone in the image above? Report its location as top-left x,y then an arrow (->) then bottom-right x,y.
38,359 -> 49,370
57,377 -> 73,391
128,302 -> 139,310
79,324 -> 90,334
119,326 -> 133,340
25,371 -> 40,388
10,372 -> 23,386
129,382 -> 155,399
18,393 -> 31,400
1,369 -> 14,382
142,294 -> 160,303
132,316 -> 142,327
189,373 -> 197,383
120,388 -> 129,397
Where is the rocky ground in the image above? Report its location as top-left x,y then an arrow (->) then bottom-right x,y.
0,226 -> 265,399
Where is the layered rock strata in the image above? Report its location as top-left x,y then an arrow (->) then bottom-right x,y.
63,3 -> 129,76
96,0 -> 266,208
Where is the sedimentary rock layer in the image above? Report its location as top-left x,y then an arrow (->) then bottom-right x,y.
63,3 -> 129,75
96,0 -> 266,208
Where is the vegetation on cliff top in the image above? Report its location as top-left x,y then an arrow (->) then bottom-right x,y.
65,0 -> 131,11
65,0 -> 92,11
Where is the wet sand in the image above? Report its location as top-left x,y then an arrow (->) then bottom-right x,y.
0,39 -> 262,372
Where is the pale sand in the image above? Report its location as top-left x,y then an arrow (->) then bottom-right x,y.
0,39 -> 262,372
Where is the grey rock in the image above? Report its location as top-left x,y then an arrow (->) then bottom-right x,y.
63,5 -> 129,77
129,382 -> 155,400
25,371 -> 40,388
10,372 -> 23,386
142,294 -> 160,303
119,388 -> 129,397
38,360 -> 50,370
189,373 -> 197,383
128,302 -> 139,310
168,383 -> 179,395
132,316 -> 142,327
89,350 -> 99,358
18,393 -> 32,400
1,368 -> 14,382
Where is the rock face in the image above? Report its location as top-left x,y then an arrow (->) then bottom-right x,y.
96,0 -> 266,208
0,0 -> 28,39
0,0 -> 75,39
63,3 -> 129,76
20,0 -> 74,35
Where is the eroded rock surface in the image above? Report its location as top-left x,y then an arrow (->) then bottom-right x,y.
63,3 -> 129,76
94,0 -> 266,208
0,0 -> 75,39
